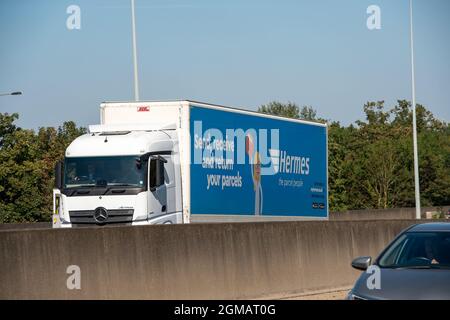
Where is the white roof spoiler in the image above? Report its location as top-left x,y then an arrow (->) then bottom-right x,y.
88,123 -> 177,134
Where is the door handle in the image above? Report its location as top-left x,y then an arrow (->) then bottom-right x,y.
161,205 -> 166,212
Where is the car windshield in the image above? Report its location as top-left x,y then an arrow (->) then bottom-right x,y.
378,232 -> 450,269
64,156 -> 145,188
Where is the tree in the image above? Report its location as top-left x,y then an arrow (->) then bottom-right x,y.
0,113 -> 19,148
299,106 -> 318,121
258,101 -> 326,122
259,100 -> 449,212
258,101 -> 300,119
0,113 -> 86,223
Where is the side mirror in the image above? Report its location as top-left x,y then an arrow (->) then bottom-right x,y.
351,256 -> 372,271
54,161 -> 63,190
149,157 -> 165,192
155,158 -> 165,187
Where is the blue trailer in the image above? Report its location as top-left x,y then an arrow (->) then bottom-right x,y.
187,102 -> 328,222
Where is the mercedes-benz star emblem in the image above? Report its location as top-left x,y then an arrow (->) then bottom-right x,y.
93,207 -> 108,224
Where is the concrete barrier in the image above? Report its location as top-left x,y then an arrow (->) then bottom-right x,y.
0,222 -> 51,231
330,206 -> 450,221
0,220 -> 443,299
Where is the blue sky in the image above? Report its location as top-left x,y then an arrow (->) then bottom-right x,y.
0,0 -> 449,129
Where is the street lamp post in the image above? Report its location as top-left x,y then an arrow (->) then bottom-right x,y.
131,0 -> 140,101
0,91 -> 22,97
409,0 -> 421,220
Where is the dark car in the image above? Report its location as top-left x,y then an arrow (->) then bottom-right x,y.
348,222 -> 450,300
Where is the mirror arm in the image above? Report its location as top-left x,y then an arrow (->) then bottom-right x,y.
149,155 -> 167,163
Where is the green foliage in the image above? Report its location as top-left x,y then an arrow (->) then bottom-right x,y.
0,99 -> 448,222
260,100 -> 450,211
0,113 -> 86,222
259,101 -> 301,119
259,101 -> 326,123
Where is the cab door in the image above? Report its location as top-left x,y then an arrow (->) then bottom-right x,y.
147,156 -> 167,221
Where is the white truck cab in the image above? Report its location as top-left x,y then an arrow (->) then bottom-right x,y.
53,101 -> 188,227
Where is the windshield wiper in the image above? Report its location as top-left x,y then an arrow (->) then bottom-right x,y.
70,188 -> 91,196
67,183 -> 139,195
102,184 -> 140,194
102,185 -> 132,195
102,187 -> 113,195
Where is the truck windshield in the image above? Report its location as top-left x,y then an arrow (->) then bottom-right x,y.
64,156 -> 145,188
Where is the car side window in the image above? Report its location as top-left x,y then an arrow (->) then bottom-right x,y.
380,235 -> 408,266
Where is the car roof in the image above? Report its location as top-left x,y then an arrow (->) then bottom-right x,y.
407,222 -> 450,232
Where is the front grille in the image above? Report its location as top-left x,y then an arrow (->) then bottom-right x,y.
69,209 -> 134,226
